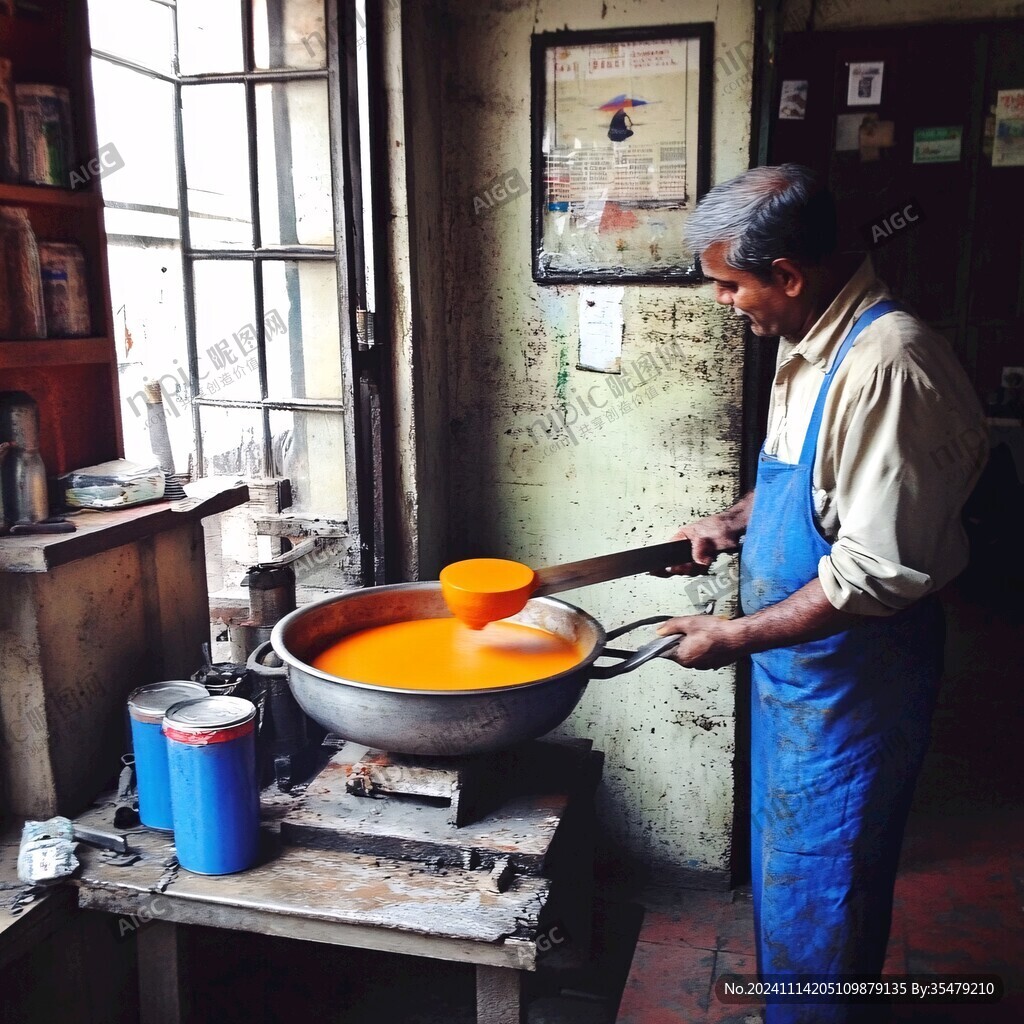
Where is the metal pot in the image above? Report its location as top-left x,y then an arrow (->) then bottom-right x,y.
249,582 -> 679,757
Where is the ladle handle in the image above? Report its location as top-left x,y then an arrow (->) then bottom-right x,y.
532,539 -> 693,597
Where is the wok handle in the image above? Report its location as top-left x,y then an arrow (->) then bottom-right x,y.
246,640 -> 289,679
591,615 -> 680,679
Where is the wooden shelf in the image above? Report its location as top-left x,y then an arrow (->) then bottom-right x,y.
0,0 -> 122,470
0,182 -> 102,209
0,483 -> 250,573
0,337 -> 111,369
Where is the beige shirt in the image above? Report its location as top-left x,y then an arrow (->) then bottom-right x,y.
765,257 -> 987,615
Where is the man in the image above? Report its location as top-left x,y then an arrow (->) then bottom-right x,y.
657,164 -> 986,1022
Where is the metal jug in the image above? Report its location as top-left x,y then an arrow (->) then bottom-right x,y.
0,391 -> 48,525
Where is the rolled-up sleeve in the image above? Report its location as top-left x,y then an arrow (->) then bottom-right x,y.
817,353 -> 988,616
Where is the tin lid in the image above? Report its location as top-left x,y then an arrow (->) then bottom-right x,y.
162,695 -> 256,733
127,681 -> 208,723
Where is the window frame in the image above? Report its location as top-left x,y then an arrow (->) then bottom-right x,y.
91,0 -> 383,587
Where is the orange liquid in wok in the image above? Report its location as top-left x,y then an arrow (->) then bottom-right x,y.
312,618 -> 587,690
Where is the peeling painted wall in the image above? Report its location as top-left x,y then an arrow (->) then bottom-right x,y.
432,0 -> 755,881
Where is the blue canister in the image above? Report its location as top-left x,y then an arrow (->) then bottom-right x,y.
127,681 -> 208,831
162,696 -> 260,875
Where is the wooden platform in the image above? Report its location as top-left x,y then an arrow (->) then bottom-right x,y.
281,738 -> 604,877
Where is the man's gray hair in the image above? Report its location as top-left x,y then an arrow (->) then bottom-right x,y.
684,164 -> 837,278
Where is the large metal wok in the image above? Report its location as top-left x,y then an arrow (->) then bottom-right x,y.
249,582 -> 680,756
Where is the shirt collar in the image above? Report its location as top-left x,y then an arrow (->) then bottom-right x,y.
785,256 -> 891,371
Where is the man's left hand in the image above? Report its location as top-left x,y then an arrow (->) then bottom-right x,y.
656,615 -> 747,670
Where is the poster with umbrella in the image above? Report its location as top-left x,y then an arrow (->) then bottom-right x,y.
532,24 -> 712,283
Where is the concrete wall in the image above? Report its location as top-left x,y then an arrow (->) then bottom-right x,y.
426,0 -> 756,883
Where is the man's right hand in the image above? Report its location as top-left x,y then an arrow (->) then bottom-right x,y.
653,491 -> 755,576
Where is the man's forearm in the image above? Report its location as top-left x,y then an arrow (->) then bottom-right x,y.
735,577 -> 860,653
721,490 -> 755,535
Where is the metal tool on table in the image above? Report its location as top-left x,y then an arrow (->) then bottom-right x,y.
72,824 -> 130,855
9,516 -> 76,534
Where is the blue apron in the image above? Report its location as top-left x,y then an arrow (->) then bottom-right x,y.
739,302 -> 944,1023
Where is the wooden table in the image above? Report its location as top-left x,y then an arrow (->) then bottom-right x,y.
70,784 -> 571,1024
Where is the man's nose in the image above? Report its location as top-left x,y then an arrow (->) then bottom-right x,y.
713,284 -> 732,306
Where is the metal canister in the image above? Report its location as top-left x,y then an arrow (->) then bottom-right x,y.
162,696 -> 260,874
126,681 -> 208,831
0,390 -> 48,524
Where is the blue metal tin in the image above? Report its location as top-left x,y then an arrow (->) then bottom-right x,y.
162,696 -> 260,875
127,681 -> 208,831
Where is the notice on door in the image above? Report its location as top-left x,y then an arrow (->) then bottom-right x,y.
993,89 -> 1024,167
847,61 -> 884,106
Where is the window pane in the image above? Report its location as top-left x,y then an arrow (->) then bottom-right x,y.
252,0 -> 327,71
268,408 -> 346,514
91,61 -> 178,209
256,80 -> 333,247
263,261 -> 342,401
176,0 -> 244,75
193,261 -> 261,402
88,0 -> 175,75
201,406 -> 266,478
109,240 -> 195,476
104,207 -> 181,242
182,85 -> 253,249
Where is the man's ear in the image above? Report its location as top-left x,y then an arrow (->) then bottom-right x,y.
769,258 -> 807,298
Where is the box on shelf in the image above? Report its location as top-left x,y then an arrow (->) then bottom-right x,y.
15,82 -> 73,188
0,204 -> 46,338
38,241 -> 90,337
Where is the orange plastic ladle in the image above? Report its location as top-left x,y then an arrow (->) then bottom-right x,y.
439,558 -> 538,630
439,539 -> 694,630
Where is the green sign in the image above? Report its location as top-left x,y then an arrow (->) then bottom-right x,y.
913,126 -> 962,164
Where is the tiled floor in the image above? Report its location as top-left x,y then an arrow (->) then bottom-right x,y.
610,809 -> 1024,1024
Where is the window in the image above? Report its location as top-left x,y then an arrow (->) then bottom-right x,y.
88,0 -> 382,592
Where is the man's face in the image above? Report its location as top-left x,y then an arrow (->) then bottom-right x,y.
699,241 -> 803,339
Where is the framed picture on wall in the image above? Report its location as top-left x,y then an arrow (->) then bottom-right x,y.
531,23 -> 713,284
